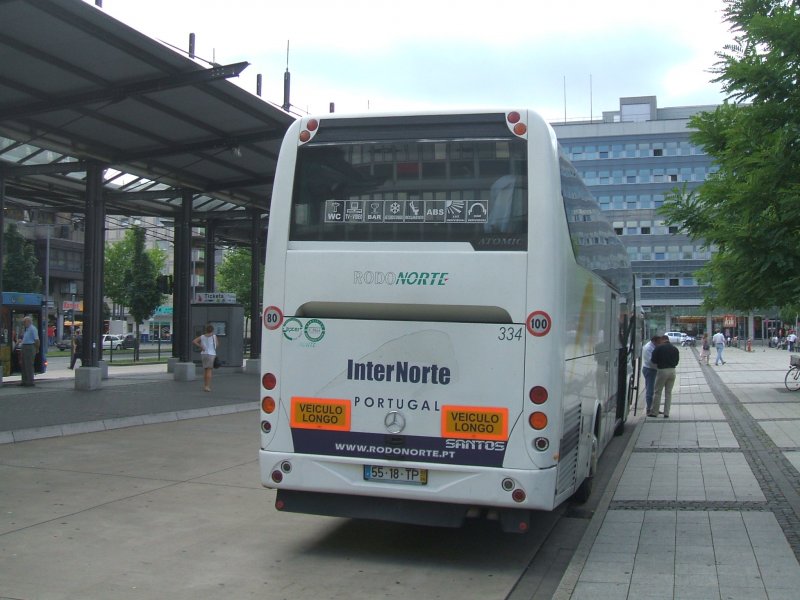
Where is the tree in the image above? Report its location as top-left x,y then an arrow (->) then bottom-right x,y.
660,0 -> 800,310
3,223 -> 42,293
105,228 -> 166,310
217,247 -> 262,321
121,227 -> 164,359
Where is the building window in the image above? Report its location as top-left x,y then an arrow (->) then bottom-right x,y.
668,174 -> 678,182
669,278 -> 680,286
641,277 -> 652,286
614,227 -> 623,235
641,226 -> 651,235
653,148 -> 663,157
669,226 -> 679,234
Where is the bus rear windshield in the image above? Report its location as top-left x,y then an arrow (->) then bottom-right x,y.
290,139 -> 528,250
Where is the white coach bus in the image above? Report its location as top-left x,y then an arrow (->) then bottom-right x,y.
259,110 -> 636,532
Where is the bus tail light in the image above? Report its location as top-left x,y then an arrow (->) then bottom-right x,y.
512,488 -> 526,503
506,111 -> 527,138
529,386 -> 548,404
271,470 -> 283,483
529,412 -> 548,430
261,421 -> 272,434
262,372 -> 277,390
262,396 -> 276,414
534,437 -> 549,451
298,118 -> 319,144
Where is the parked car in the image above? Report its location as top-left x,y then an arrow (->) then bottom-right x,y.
680,334 -> 696,346
664,331 -> 684,344
101,334 -> 123,350
55,337 -> 71,351
121,333 -> 137,349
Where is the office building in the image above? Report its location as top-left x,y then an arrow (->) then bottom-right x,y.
552,96 -> 734,337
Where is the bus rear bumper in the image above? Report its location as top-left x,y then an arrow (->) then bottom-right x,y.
260,450 -> 559,529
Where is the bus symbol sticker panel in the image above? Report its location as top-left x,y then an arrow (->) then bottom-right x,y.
441,405 -> 509,441
290,397 -> 351,431
320,199 -> 488,224
526,311 -> 551,337
263,306 -> 284,330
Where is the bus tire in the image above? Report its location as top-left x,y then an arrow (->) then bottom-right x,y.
614,419 -> 625,437
573,431 -> 598,504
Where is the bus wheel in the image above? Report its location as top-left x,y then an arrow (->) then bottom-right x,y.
573,432 -> 598,503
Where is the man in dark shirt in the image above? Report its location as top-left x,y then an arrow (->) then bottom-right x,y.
649,335 -> 680,418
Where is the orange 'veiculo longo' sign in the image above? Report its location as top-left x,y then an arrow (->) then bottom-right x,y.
290,397 -> 351,431
441,405 -> 508,441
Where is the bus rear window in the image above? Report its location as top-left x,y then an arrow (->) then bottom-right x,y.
290,139 -> 528,250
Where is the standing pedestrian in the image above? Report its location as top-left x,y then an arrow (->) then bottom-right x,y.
650,335 -> 680,418
641,335 -> 662,414
788,331 -> 797,352
712,329 -> 726,365
193,324 -> 219,392
69,329 -> 83,369
699,333 -> 710,365
20,316 -> 39,387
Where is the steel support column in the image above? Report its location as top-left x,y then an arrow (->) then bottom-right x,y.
0,173 -> 4,385
204,220 -> 216,293
249,209 -> 262,359
175,191 -> 193,362
82,162 -> 105,367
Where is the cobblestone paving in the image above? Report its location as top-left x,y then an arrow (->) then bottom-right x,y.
569,348 -> 800,599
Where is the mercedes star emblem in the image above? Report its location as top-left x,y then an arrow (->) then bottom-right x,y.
384,411 -> 406,434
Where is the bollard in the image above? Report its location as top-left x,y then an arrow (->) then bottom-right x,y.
747,338 -> 752,352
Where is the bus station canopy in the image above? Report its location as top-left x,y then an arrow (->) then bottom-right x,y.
0,0 -> 296,244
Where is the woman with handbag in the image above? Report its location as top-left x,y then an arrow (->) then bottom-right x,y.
193,323 -> 219,392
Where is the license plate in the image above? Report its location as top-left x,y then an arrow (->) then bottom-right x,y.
363,465 -> 428,485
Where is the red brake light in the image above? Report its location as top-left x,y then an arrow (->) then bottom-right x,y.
513,122 -> 527,136
299,130 -> 311,143
262,372 -> 277,390
507,111 -> 521,124
306,118 -> 319,131
529,386 -> 548,404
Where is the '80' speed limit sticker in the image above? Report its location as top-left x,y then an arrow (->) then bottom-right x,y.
263,306 -> 284,330
526,311 -> 552,337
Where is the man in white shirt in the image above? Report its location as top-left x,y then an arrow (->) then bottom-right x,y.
641,335 -> 662,414
712,330 -> 726,366
788,331 -> 797,352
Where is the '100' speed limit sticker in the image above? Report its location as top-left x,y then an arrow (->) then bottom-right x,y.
526,311 -> 551,337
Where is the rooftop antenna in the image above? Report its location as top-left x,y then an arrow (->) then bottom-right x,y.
282,41 -> 291,112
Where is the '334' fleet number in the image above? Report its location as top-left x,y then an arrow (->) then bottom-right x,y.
498,326 -> 523,341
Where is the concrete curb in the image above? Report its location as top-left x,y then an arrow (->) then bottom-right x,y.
0,401 -> 258,444
551,413 -> 645,600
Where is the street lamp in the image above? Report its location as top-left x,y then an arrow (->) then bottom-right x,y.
18,221 -> 53,338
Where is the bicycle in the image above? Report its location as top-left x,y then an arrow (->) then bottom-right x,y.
785,355 -> 800,391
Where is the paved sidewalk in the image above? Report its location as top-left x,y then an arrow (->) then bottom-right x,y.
0,363 -> 258,444
557,345 -> 800,600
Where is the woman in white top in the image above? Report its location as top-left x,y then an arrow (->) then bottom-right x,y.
193,323 -> 219,392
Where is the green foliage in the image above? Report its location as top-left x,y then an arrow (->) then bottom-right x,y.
217,247 -> 262,320
3,223 -> 42,293
124,227 -> 163,327
660,0 -> 800,311
104,228 -> 166,308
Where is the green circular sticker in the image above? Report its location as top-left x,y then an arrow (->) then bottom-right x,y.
304,319 -> 326,343
282,318 -> 303,341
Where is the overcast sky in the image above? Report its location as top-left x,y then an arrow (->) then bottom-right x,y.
98,0 -> 735,121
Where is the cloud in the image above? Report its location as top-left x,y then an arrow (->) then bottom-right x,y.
100,0 -> 733,117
